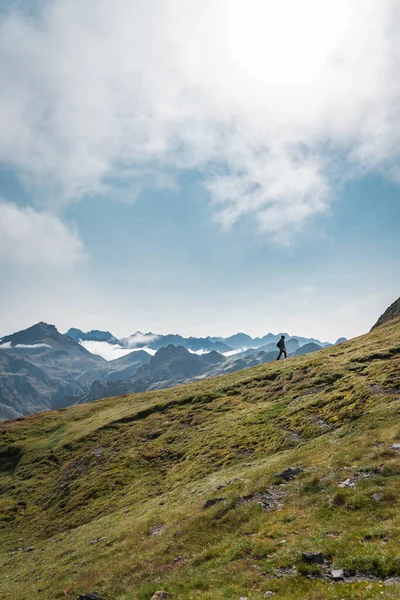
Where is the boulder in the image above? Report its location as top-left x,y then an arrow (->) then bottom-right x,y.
338,478 -> 355,488
151,593 -> 171,600
302,551 -> 324,564
203,498 -> 226,509
371,492 -> 384,502
331,568 -> 344,580
277,467 -> 303,481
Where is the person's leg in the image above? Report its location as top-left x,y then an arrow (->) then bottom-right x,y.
276,350 -> 282,360
283,349 -> 287,359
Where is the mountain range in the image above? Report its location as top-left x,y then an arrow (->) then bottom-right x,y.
0,323 -> 346,420
65,327 -> 334,353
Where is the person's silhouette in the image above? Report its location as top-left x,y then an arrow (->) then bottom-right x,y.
276,335 -> 287,360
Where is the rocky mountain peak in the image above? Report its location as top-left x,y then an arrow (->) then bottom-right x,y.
2,322 -> 59,346
66,328 -> 119,344
150,344 -> 190,368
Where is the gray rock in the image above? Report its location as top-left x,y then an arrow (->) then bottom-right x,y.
264,592 -> 274,597
371,492 -> 384,502
275,566 -> 297,576
302,551 -> 324,564
151,593 -> 171,600
149,524 -> 164,536
314,417 -> 329,428
384,577 -> 400,585
88,537 -> 107,544
390,444 -> 400,450
331,569 -> 344,580
239,485 -> 285,512
338,478 -> 355,488
277,467 -> 303,481
203,497 -> 226,509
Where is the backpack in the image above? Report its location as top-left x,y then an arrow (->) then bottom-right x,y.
276,341 -> 280,348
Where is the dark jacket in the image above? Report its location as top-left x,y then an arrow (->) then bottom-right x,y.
277,338 -> 286,350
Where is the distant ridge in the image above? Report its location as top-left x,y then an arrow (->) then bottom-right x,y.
66,328 -> 120,344
64,327 -> 333,352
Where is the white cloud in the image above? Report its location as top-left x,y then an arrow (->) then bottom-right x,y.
131,346 -> 157,356
1,0 -> 400,237
122,332 -> 160,348
187,348 -> 214,355
15,343 -> 52,348
79,340 -> 135,361
80,340 -> 157,360
188,347 -> 245,357
0,200 -> 84,265
0,342 -> 51,349
222,349 -> 247,357
80,338 -> 241,360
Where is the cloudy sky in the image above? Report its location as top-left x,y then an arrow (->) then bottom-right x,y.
1,0 -> 399,342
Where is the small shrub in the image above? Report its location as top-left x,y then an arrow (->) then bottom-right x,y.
301,475 -> 325,494
346,492 -> 372,511
343,554 -> 400,578
331,490 -> 348,506
298,562 -> 323,577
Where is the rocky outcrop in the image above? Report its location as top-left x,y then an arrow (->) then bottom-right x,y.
150,592 -> 172,600
371,296 -> 400,330
277,466 -> 303,481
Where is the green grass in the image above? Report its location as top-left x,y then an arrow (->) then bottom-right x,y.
1,319 -> 400,599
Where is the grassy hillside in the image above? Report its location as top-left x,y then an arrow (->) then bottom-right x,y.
1,319 -> 400,600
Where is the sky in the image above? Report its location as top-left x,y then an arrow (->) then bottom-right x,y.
0,0 -> 399,343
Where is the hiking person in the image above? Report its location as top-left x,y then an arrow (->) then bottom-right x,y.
276,335 -> 287,360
